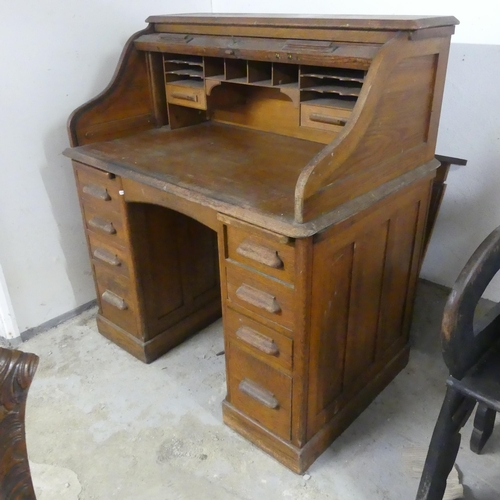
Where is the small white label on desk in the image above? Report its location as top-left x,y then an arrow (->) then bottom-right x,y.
119,190 -> 125,196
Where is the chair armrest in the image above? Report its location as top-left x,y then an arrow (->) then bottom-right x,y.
442,225 -> 500,377
421,155 -> 468,261
434,155 -> 467,167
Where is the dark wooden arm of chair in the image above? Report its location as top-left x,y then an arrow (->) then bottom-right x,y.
422,155 -> 468,259
0,347 -> 39,500
441,225 -> 500,378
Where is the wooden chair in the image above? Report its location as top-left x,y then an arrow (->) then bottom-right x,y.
416,225 -> 500,499
0,347 -> 39,499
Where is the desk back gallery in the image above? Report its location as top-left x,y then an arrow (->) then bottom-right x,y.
63,14 -> 459,472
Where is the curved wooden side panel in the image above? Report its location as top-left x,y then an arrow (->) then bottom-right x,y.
295,34 -> 451,223
0,347 -> 39,500
68,26 -> 158,147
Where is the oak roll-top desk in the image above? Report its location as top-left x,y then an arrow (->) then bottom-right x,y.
64,14 -> 458,472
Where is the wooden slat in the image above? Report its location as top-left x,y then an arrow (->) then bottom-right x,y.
343,221 -> 389,385
375,202 -> 419,357
308,244 -> 353,422
151,25 -> 395,44
147,14 -> 459,31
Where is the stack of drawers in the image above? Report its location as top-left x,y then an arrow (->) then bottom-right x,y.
220,217 -> 296,441
74,162 -> 142,339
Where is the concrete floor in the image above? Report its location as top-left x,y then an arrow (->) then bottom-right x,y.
16,280 -> 500,499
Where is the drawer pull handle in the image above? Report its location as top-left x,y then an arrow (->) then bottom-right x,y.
88,216 -> 116,235
309,113 -> 347,127
171,92 -> 198,102
235,284 -> 281,314
93,247 -> 121,267
236,240 -> 283,269
236,326 -> 279,356
101,290 -> 128,310
82,184 -> 111,201
239,378 -> 279,409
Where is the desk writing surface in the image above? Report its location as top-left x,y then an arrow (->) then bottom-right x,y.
66,122 -> 323,224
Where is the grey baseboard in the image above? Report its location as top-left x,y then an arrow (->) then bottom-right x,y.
20,300 -> 97,342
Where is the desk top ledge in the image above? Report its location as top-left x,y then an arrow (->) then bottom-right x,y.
64,123 -> 438,239
146,14 -> 459,31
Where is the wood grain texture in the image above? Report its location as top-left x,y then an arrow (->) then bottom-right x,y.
343,221 -> 389,385
306,177 -> 432,439
295,36 -> 448,223
65,123 -> 322,226
226,262 -> 295,330
289,236 -> 314,447
0,348 -> 39,500
210,86 -> 334,143
146,14 -> 459,31
223,345 -> 409,473
226,345 -> 292,440
135,34 -> 379,69
146,52 -> 169,127
68,27 -> 155,146
126,203 -> 221,342
226,309 -> 293,372
65,14 -> 456,472
97,298 -> 221,364
148,26 -> 394,45
74,161 -> 222,361
375,202 -> 420,356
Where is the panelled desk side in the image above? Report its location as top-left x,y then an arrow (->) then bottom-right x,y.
63,14 -> 458,473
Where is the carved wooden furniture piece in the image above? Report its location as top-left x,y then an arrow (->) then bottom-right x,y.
416,226 -> 500,500
64,14 -> 458,472
0,347 -> 39,500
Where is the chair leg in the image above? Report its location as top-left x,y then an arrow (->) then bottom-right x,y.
470,403 -> 496,454
416,385 -> 476,500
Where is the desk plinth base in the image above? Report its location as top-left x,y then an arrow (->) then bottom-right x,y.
222,345 -> 409,473
96,299 -> 221,363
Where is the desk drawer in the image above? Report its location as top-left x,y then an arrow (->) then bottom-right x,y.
88,232 -> 132,279
225,223 -> 295,284
227,344 -> 292,440
83,204 -> 127,245
300,103 -> 351,133
226,308 -> 292,373
166,83 -> 207,110
226,263 -> 295,331
94,266 -> 140,338
75,163 -> 123,213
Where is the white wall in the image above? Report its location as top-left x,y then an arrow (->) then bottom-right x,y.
210,1 -> 500,300
0,1 -> 210,337
0,263 -> 19,340
2,2 -> 499,338
211,1 -> 497,44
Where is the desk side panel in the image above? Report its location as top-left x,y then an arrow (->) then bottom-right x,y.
306,175 -> 432,440
295,34 -> 451,223
68,27 -> 159,147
